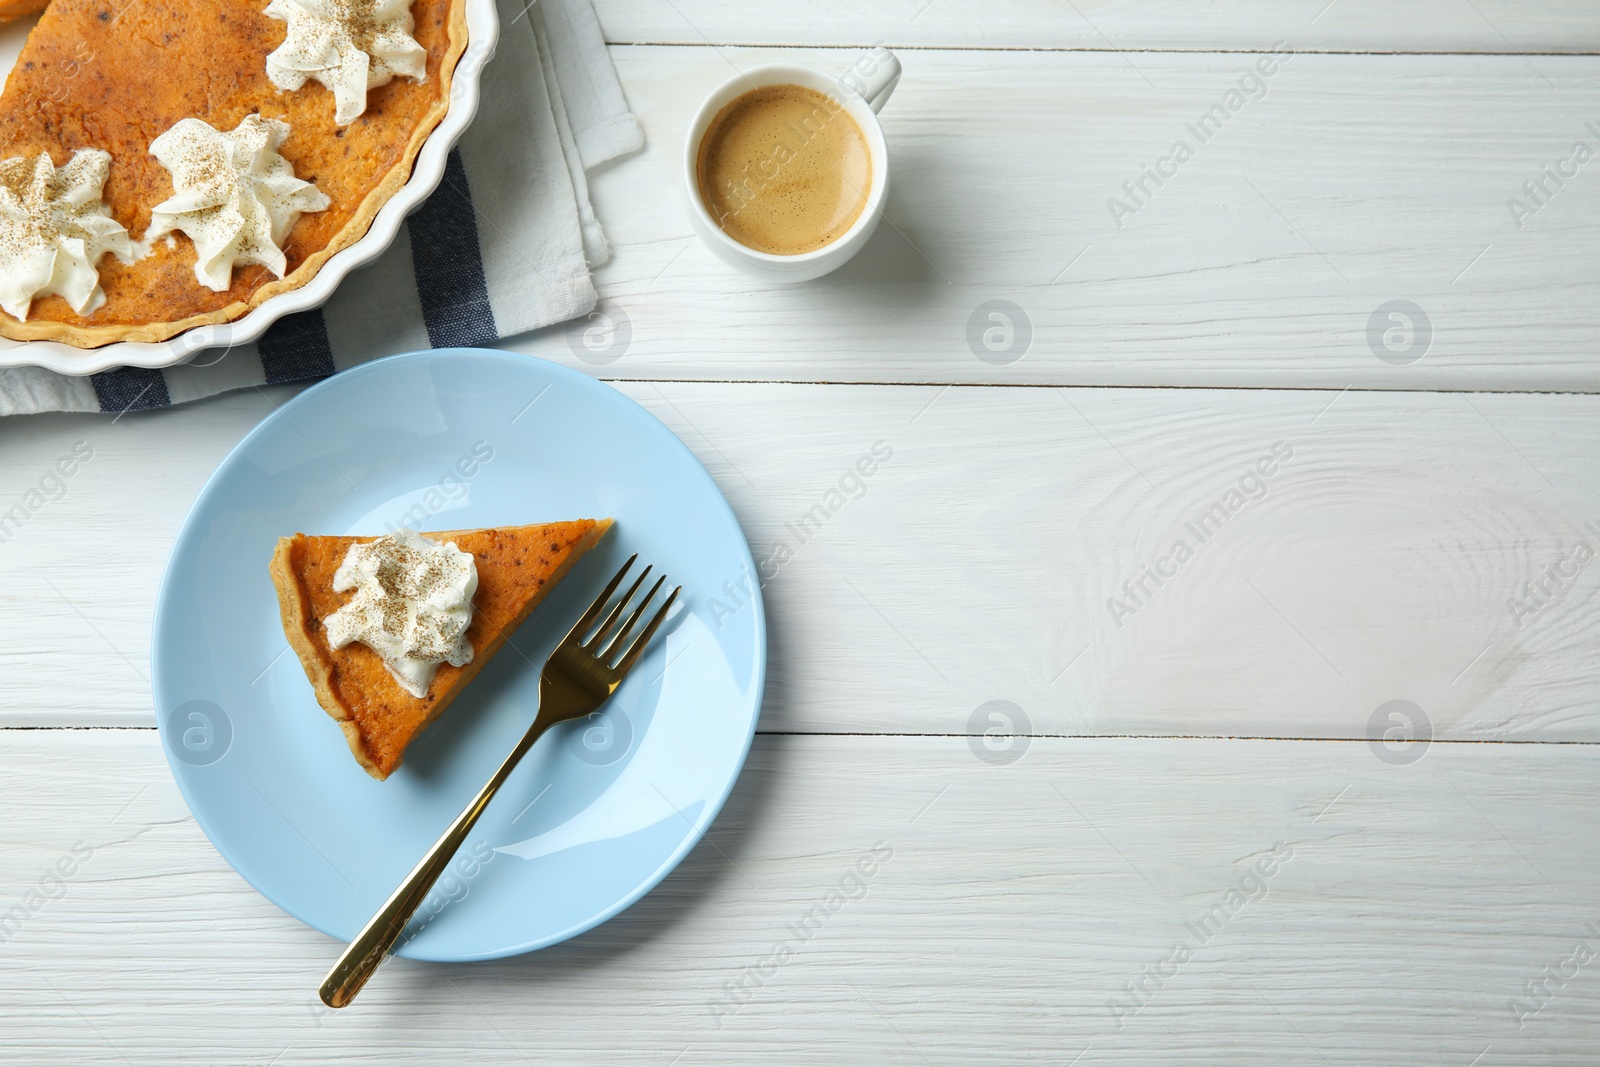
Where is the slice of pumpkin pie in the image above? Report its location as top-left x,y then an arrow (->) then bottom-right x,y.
270,520 -> 612,779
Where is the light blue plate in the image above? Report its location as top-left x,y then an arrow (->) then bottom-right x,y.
151,349 -> 765,961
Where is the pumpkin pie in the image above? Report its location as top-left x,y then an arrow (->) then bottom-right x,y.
270,520 -> 613,779
0,0 -> 468,347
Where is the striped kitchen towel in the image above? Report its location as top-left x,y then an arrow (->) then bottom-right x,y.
0,0 -> 641,417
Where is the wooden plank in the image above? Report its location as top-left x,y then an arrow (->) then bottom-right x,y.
4,382 -> 1597,742
506,47 -> 1600,391
0,730 -> 1596,1064
0,390 -> 281,727
592,0 -> 1600,53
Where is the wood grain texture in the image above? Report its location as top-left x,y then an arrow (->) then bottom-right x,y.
0,8 -> 1593,1065
592,0 -> 1600,53
4,383 -> 1597,742
500,47 -> 1600,391
0,730 -> 1596,1065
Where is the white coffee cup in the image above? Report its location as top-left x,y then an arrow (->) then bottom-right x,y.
682,48 -> 902,283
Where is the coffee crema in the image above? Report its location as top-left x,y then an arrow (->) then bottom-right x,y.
696,83 -> 872,256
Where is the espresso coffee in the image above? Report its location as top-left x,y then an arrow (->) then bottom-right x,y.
696,83 -> 872,256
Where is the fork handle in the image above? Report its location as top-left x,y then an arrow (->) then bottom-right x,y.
319,718 -> 548,1008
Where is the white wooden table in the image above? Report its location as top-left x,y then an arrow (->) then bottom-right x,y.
4,3 -> 1599,1063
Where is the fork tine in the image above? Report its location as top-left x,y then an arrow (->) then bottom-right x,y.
614,585 -> 681,677
587,566 -> 651,650
602,574 -> 667,662
559,554 -> 635,648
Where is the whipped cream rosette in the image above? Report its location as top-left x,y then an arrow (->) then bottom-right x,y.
0,149 -> 132,321
324,528 -> 479,698
147,114 -> 331,292
265,0 -> 429,125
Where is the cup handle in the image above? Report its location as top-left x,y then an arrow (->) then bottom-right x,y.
840,47 -> 901,114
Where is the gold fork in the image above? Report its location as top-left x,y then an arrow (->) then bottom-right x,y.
319,554 -> 681,1008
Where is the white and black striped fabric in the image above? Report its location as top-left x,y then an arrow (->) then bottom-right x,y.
0,0 -> 639,417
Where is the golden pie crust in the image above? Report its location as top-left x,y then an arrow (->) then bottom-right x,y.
270,521 -> 613,780
0,0 -> 48,22
0,0 -> 468,348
